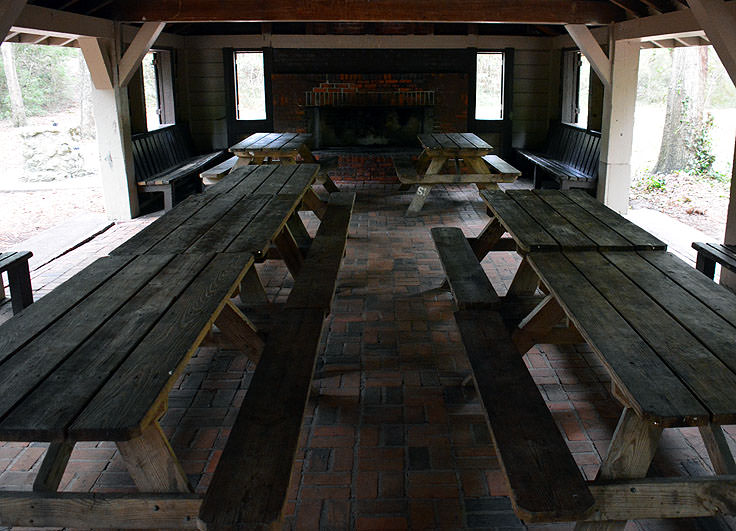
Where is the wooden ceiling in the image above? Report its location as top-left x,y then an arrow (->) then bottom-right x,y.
26,0 -> 692,35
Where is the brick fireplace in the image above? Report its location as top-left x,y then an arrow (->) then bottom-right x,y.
271,71 -> 469,181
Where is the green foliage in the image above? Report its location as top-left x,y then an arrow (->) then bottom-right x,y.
0,43 -> 80,120
644,174 -> 667,191
688,113 -> 716,176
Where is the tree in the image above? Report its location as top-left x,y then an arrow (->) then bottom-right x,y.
654,46 -> 708,174
1,43 -> 26,127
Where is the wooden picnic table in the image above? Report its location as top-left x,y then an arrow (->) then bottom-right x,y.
451,188 -> 736,527
0,163 -> 351,529
229,132 -> 339,192
394,132 -> 520,216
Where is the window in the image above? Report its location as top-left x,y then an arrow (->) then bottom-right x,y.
234,51 -> 266,120
475,52 -> 504,120
141,50 -> 174,131
562,50 -> 591,128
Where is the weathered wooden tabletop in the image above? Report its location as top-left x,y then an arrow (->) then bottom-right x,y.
0,251 -> 252,443
479,189 -> 666,254
229,132 -> 316,166
112,164 -> 321,257
418,132 -> 492,156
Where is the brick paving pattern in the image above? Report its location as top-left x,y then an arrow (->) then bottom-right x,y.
1,182 -> 736,530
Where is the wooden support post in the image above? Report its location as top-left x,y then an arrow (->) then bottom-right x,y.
470,218 -> 506,259
721,138 -> 736,291
81,35 -> 139,220
597,37 -> 640,214
699,424 -> 736,474
273,225 -> 304,278
0,0 -> 27,42
565,24 -> 612,89
116,421 -> 190,493
286,212 -> 313,254
6,257 -> 33,314
33,442 -> 74,492
239,267 -> 269,306
301,188 -> 327,220
117,22 -> 166,88
687,0 -> 736,85
214,300 -> 265,363
575,408 -> 662,530
512,294 -> 567,354
506,257 -> 540,297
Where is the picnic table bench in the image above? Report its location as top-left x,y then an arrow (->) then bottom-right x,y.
394,133 -> 521,216
0,165 -> 355,529
0,251 -> 33,315
692,241 -> 736,281
133,124 -> 229,211
432,189 -> 736,528
516,123 -> 600,191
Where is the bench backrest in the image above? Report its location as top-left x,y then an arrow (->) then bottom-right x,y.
132,124 -> 197,180
544,123 -> 601,177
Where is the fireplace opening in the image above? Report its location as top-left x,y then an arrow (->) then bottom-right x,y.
311,106 -> 432,148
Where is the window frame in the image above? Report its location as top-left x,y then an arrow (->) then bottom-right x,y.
474,51 -> 506,121
142,48 -> 176,131
469,48 -> 514,157
561,49 -> 591,128
233,50 -> 269,121
225,48 -> 273,146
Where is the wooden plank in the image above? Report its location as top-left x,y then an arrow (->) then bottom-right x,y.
640,251 -> 736,328
0,492 -> 201,529
184,195 -> 270,254
230,132 -> 275,153
214,300 -> 264,362
470,217 -> 506,259
199,308 -> 326,529
0,253 -> 215,442
0,250 -> 31,271
699,424 -> 736,474
565,190 -> 666,250
454,309 -> 594,522
603,251 -> 736,377
0,254 -> 174,433
566,251 -> 736,425
200,155 -> 239,180
111,193 -> 220,255
430,227 -> 500,310
273,225 -> 304,277
535,191 -> 631,250
506,190 -> 595,250
461,132 -> 492,150
116,421 -> 190,493
693,242 -> 736,274
418,133 -> 443,151
286,192 -> 355,311
225,196 -> 302,256
397,172 -> 517,184
203,164 -> 263,196
281,132 -> 310,152
68,252 -> 252,442
512,294 -> 566,353
278,163 -> 319,195
447,132 -> 476,150
0,255 -> 133,365
481,190 -> 557,253
261,132 -> 298,151
33,442 -> 74,492
527,252 -> 708,426
586,476 -> 736,521
481,155 -> 521,178
247,164 -> 299,195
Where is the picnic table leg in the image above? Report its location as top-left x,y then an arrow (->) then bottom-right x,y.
405,156 -> 446,217
232,155 -> 252,170
301,188 -> 328,220
117,421 -> 191,493
699,424 -> 736,474
575,408 -> 663,530
512,294 -> 567,354
239,267 -> 269,306
469,217 -> 505,259
287,212 -> 313,255
695,252 -> 717,280
214,300 -> 265,363
506,257 -> 540,297
273,225 -> 304,277
7,258 -> 33,314
33,441 -> 75,492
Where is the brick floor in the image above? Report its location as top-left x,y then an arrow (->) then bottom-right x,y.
1,182 -> 736,530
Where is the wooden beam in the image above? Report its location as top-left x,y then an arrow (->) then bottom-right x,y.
117,21 -> 166,88
609,0 -> 650,18
11,4 -> 114,40
0,492 -> 201,529
565,24 -> 612,88
110,0 -> 625,25
78,37 -> 113,90
587,476 -> 736,521
687,0 -> 736,86
0,0 -> 27,42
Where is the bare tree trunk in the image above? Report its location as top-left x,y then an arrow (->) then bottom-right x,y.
78,52 -> 95,138
654,46 -> 708,174
1,43 -> 26,127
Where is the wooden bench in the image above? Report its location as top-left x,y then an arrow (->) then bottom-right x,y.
133,124 -> 228,211
692,242 -> 736,281
200,155 -> 240,185
393,155 -> 520,185
0,251 -> 33,315
431,227 -> 594,523
199,192 -> 355,530
516,123 -> 600,191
